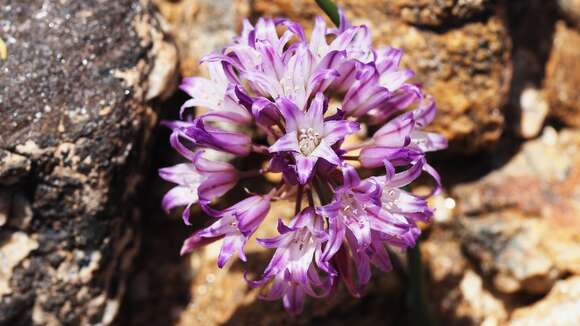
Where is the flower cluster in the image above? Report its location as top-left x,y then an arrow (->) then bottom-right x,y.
160,12 -> 446,314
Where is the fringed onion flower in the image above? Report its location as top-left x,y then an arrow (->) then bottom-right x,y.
160,11 -> 446,314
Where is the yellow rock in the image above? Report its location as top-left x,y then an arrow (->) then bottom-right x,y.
0,38 -> 7,60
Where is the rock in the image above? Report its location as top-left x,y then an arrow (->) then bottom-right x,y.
253,0 -> 494,27
452,128 -> 580,294
459,214 -> 564,294
0,233 -> 39,297
385,0 -> 494,27
518,87 -> 549,139
509,276 -> 580,326
252,0 -> 511,153
456,270 -> 508,325
424,127 -> 580,319
423,228 -> 509,326
545,22 -> 580,127
0,0 -> 177,324
504,0 -> 558,139
558,0 -> 580,27
0,150 -> 31,186
375,16 -> 510,153
153,0 -> 249,76
454,127 -> 580,224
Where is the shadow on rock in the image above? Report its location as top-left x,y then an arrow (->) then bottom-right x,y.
503,0 -> 559,137
114,91 -> 195,326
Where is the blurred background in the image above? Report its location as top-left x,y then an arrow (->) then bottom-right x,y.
0,0 -> 579,325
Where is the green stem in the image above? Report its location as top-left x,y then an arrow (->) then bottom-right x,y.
315,0 -> 341,27
407,240 -> 436,326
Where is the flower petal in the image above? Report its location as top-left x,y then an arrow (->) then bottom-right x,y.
198,174 -> 237,202
411,131 -> 448,152
323,120 -> 360,145
387,157 -> 425,188
161,186 -> 197,214
310,16 -> 329,56
380,69 -> 414,91
376,47 -> 403,74
180,232 -> 224,256
159,162 -> 201,186
310,141 -> 341,166
320,214 -> 345,275
295,154 -> 317,184
185,119 -> 252,156
305,92 -> 326,133
283,284 -> 306,315
252,97 -> 283,127
373,112 -> 414,147
236,195 -> 272,235
341,162 -> 360,188
269,131 -> 300,153
359,146 -> 407,169
169,130 -> 198,162
413,96 -> 436,128
218,233 -> 247,268
276,97 -> 305,132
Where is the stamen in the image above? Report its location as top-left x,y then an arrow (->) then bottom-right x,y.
297,128 -> 321,156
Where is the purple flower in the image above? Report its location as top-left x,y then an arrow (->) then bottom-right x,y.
180,62 -> 253,124
269,93 -> 359,184
359,111 -> 416,168
247,208 -> 332,314
160,9 -> 447,314
159,150 -> 238,224
167,118 -> 252,157
410,97 -> 448,153
181,194 -> 272,268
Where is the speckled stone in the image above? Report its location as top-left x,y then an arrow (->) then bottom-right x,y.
510,276 -> 580,326
385,0 -> 494,27
545,22 -> 580,127
452,128 -> 580,294
422,228 -> 509,326
0,0 -> 176,324
153,0 -> 248,76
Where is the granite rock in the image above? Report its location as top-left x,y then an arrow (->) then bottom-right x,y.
504,0 -> 558,139
545,22 -> 580,127
452,128 -> 580,294
510,276 -> 580,326
422,228 -> 509,326
385,0 -> 494,27
153,0 -> 249,76
371,15 -> 510,153
459,214 -> 566,294
0,0 -> 177,324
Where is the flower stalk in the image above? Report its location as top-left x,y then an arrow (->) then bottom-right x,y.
407,240 -> 436,326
